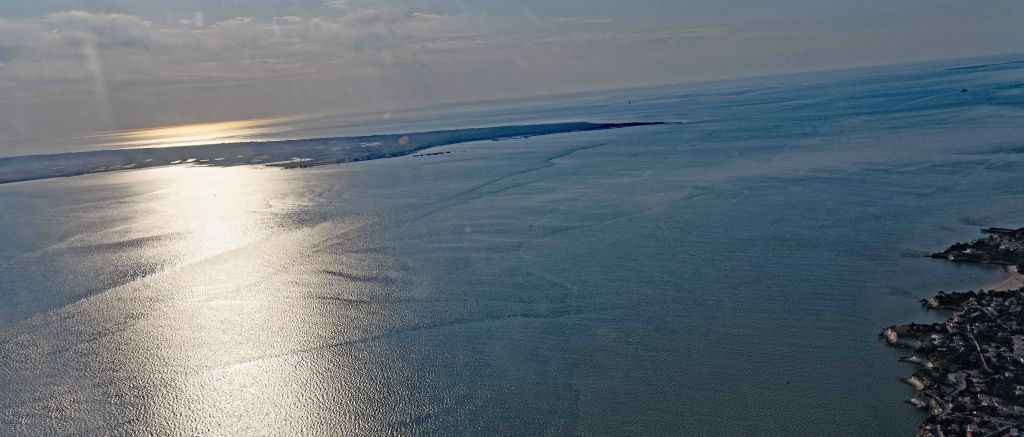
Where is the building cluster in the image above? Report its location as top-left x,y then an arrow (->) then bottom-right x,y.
884,227 -> 1024,436
932,227 -> 1024,267
885,289 -> 1024,436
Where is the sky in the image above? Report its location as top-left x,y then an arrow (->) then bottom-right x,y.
1,0 -> 1023,156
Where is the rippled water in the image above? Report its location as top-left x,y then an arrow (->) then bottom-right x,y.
3,56 -> 1024,435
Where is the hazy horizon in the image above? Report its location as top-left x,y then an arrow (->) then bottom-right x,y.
2,52 -> 1023,158
1,0 -> 1023,156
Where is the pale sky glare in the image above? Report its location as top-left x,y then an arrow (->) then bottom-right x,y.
1,0 -> 1022,156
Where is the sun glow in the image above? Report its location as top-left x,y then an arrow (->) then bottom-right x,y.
84,116 -> 302,149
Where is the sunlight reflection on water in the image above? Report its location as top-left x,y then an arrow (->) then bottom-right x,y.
0,166 -> 392,434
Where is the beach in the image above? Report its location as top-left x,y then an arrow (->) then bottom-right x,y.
985,265 -> 1023,291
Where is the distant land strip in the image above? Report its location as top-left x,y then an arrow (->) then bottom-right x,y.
0,121 -> 667,184
945,59 -> 1024,71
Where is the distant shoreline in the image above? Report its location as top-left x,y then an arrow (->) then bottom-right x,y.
0,121 -> 669,185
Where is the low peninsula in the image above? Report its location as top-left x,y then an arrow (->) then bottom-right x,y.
0,121 -> 666,184
882,227 -> 1024,436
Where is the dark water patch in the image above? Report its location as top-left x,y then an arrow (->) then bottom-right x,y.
963,143 -> 1024,156
320,269 -> 391,284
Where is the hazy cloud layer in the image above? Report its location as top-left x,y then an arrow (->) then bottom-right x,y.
0,9 -> 483,87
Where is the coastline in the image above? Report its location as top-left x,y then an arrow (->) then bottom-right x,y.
0,121 -> 666,184
881,227 -> 1024,436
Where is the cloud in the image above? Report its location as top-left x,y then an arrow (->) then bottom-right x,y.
46,11 -> 166,50
0,8 -> 485,89
556,17 -> 614,25
324,0 -> 352,12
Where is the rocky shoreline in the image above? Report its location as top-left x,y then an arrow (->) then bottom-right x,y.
882,228 -> 1024,436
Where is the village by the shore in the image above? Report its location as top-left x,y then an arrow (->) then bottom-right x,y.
882,227 -> 1024,437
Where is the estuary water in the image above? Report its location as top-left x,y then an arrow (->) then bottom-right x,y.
3,55 -> 1024,435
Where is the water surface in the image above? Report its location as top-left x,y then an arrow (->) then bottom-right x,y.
2,56 -> 1024,435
